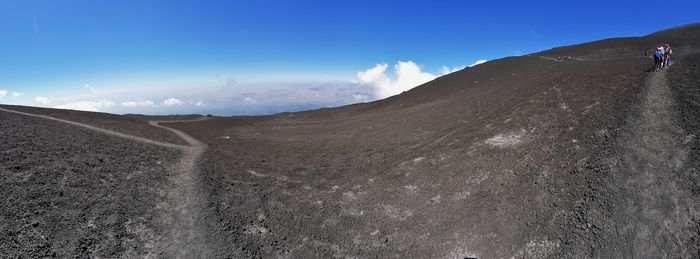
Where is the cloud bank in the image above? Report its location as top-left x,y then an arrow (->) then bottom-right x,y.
10,59 -> 486,115
469,59 -> 487,67
440,66 -> 465,75
121,100 -> 156,107
54,100 -> 114,112
162,97 -> 183,106
357,61 -> 437,99
357,59 -> 486,99
0,89 -> 25,99
34,96 -> 50,104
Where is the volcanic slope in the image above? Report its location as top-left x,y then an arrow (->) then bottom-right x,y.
2,23 -> 700,258
164,23 -> 700,258
0,106 -> 209,257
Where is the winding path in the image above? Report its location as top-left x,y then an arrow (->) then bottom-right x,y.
148,118 -> 210,258
0,107 -> 209,258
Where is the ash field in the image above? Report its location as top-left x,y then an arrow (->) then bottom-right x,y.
2,24 -> 700,258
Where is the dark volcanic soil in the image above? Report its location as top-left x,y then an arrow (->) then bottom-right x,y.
172,54 -> 650,258
665,53 -> 700,256
166,23 -> 700,258
1,23 -> 700,258
0,109 -> 179,257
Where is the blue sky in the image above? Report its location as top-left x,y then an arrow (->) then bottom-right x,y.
1,0 -> 698,115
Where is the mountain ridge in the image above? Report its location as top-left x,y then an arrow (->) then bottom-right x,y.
2,23 -> 700,258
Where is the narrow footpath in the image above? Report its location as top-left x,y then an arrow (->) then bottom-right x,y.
149,119 -> 209,258
619,67 -> 695,257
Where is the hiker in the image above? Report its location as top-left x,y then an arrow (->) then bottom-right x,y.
646,48 -> 655,57
654,46 -> 663,71
664,44 -> 672,67
660,46 -> 667,69
646,48 -> 655,69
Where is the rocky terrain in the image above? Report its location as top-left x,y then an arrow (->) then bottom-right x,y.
0,108 -> 180,258
1,23 -> 700,258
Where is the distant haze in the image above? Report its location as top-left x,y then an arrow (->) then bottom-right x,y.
0,1 -> 698,115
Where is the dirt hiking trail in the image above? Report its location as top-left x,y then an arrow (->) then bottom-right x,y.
0,107 -> 183,149
619,67 -> 696,257
149,118 -> 210,258
0,107 -> 209,258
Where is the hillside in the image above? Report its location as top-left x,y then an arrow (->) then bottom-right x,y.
2,23 -> 700,258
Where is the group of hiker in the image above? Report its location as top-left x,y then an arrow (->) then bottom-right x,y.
646,44 -> 672,71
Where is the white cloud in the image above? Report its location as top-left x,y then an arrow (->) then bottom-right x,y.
244,97 -> 258,104
84,84 -> 99,94
54,100 -> 114,112
357,61 -> 437,99
162,97 -> 183,106
469,59 -> 488,67
34,96 -> 50,104
194,100 -> 205,106
357,59 -> 489,99
352,93 -> 370,101
440,66 -> 466,75
121,100 -> 156,107
440,60 -> 487,75
0,89 -> 6,98
12,91 -> 24,97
